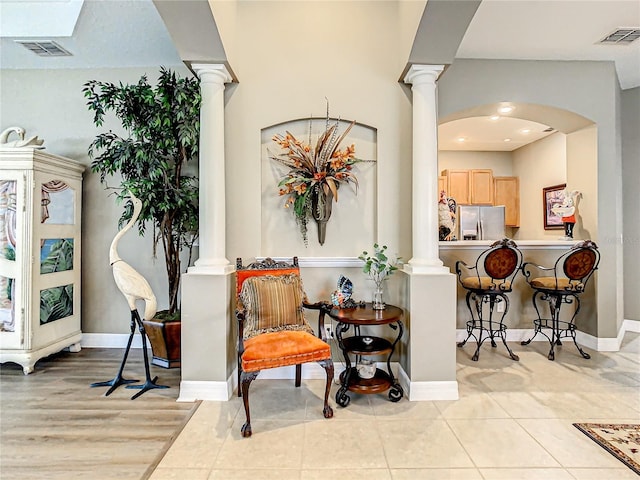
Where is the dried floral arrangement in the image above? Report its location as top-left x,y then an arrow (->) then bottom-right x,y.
269,109 -> 369,245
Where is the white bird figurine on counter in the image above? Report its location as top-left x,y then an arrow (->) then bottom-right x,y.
0,126 -> 45,149
90,192 -> 169,399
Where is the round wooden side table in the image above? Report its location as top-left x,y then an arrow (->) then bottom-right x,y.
327,303 -> 404,407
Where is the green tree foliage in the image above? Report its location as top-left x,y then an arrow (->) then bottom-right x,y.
84,67 -> 201,315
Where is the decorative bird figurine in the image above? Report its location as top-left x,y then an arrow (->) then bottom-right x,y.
0,126 -> 45,149
331,275 -> 356,308
90,192 -> 169,399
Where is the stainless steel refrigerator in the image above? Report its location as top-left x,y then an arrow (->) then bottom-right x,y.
458,205 -> 506,240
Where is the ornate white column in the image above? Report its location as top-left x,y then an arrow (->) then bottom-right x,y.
403,64 -> 448,274
189,63 -> 233,274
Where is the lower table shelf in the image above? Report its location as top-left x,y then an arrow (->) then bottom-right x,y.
340,367 -> 391,394
336,366 -> 403,407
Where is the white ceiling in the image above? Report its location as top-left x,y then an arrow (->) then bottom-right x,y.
457,0 -> 640,91
438,116 -> 555,152
1,0 -> 637,152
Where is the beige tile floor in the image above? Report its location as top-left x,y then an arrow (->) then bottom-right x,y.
150,333 -> 640,480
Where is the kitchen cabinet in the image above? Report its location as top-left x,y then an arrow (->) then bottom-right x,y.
442,169 -> 470,204
442,169 -> 494,205
494,176 -> 520,227
470,169 -> 494,204
0,148 -> 84,374
438,176 -> 447,197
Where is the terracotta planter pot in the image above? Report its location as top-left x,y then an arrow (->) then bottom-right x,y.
142,319 -> 181,369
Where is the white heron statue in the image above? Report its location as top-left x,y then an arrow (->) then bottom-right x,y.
91,192 -> 169,399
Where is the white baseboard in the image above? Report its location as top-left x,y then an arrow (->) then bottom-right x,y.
457,327 -> 633,352
407,380 -> 459,401
457,328 -> 542,344
623,319 -> 640,333
396,365 -> 459,401
177,380 -> 231,402
81,333 -> 146,349
575,328 -> 624,352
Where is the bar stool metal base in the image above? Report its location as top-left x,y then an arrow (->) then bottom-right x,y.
520,290 -> 590,361
457,291 -> 519,362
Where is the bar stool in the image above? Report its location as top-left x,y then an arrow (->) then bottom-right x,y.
456,238 -> 523,361
520,240 -> 599,361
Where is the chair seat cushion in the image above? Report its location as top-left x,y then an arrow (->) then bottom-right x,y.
530,277 -> 584,291
461,277 -> 511,291
241,330 -> 331,372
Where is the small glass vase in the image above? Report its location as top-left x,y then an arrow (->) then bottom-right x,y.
372,282 -> 386,310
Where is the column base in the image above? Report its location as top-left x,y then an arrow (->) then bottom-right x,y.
404,260 -> 450,275
188,261 -> 234,275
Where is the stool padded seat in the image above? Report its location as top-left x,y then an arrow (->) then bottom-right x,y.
461,277 -> 511,291
529,277 -> 584,292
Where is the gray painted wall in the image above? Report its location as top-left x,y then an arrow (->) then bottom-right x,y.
437,58 -> 624,338
621,87 -> 640,321
1,61 -> 635,338
0,66 -> 193,335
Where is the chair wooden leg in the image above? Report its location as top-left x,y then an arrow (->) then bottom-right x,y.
240,370 -> 259,437
318,359 -> 334,419
295,364 -> 302,387
237,354 -> 242,397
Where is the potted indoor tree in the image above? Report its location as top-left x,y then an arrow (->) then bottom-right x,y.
84,67 -> 201,368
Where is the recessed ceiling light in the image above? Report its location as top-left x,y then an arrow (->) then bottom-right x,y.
503,138 -> 512,142
489,115 -> 500,121
498,105 -> 514,114
456,137 -> 466,143
520,128 -> 531,134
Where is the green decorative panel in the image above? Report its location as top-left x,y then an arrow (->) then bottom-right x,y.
40,239 -> 74,274
40,284 -> 73,325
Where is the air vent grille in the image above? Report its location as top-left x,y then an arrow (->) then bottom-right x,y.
15,40 -> 72,57
599,28 -> 640,44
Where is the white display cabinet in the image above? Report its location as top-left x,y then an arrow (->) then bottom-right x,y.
0,148 -> 84,374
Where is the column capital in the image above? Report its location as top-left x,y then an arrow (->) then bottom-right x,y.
403,64 -> 445,85
191,63 -> 233,84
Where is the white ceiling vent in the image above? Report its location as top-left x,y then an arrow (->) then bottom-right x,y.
15,41 -> 72,57
599,28 -> 640,45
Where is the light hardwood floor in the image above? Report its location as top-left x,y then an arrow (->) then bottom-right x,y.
0,347 -> 196,480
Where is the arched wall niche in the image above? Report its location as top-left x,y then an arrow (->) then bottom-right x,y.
260,117 -> 378,258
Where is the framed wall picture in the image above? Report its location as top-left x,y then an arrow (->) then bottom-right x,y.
543,184 -> 566,229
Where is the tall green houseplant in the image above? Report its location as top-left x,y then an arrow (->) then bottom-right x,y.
84,67 -> 201,315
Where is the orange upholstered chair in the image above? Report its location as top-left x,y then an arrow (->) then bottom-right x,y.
235,257 -> 334,437
520,240 -> 600,361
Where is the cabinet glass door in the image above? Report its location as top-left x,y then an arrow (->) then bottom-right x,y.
0,173 -> 24,348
